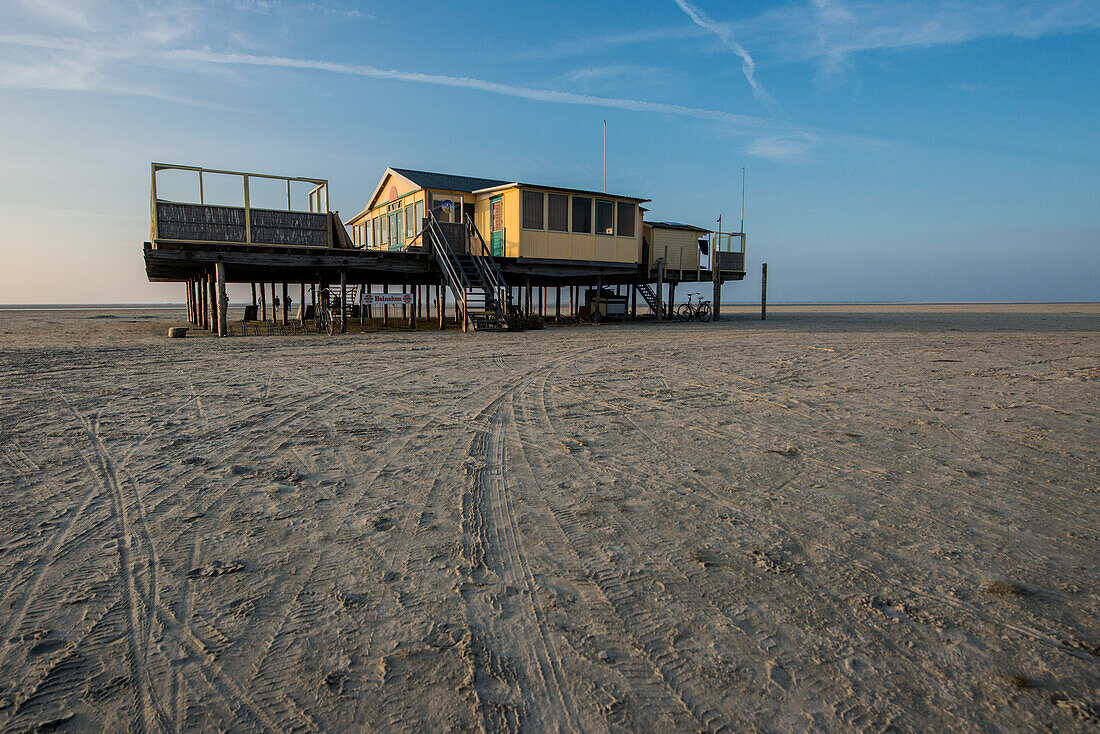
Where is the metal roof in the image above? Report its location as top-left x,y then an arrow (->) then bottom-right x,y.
646,221 -> 710,233
390,168 -> 512,193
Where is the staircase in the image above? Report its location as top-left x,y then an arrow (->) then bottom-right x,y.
425,211 -> 510,332
635,283 -> 668,319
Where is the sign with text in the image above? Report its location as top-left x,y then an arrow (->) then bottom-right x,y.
363,293 -> 412,305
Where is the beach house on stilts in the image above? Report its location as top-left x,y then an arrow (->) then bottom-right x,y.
143,163 -> 747,335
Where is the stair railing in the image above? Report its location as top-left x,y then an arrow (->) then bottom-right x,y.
425,210 -> 471,326
465,215 -> 510,318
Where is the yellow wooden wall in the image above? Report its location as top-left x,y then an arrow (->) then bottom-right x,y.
480,186 -> 643,264
648,226 -> 701,273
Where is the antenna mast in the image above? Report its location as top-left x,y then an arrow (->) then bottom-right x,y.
740,166 -> 746,233
602,120 -> 607,192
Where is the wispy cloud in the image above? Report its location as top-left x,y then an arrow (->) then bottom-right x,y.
672,0 -> 780,114
511,25 -> 704,61
168,49 -> 781,130
736,0 -> 1100,75
746,133 -> 821,163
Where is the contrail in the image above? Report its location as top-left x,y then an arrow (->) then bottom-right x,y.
672,0 -> 780,113
168,49 -> 781,129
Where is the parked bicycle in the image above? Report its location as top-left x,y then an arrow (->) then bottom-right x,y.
316,290 -> 341,335
676,293 -> 712,322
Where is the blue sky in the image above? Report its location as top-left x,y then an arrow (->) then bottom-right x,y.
1,0 -> 1097,303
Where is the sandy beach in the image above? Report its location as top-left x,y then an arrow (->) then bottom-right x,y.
0,303 -> 1096,732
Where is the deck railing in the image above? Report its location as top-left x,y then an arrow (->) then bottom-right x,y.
149,163 -> 330,248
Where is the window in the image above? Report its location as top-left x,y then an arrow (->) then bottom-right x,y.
379,215 -> 388,246
390,211 -> 403,249
404,204 -> 415,239
414,200 -> 424,230
366,221 -> 373,248
522,190 -> 544,230
547,193 -> 568,232
373,217 -> 381,248
596,199 -> 614,235
571,196 -> 591,234
616,201 -> 636,238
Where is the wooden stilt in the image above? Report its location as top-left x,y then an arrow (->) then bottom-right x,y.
270,283 -> 276,323
340,270 -> 347,333
669,281 -> 676,319
215,263 -> 228,336
258,280 -> 267,321
207,272 -> 216,331
383,283 -> 389,326
250,282 -> 257,309
656,258 -> 665,322
409,282 -> 417,329
438,280 -> 445,330
595,277 -> 602,325
281,282 -> 289,326
713,255 -> 722,322
299,282 -> 305,323
631,282 -> 638,318
555,286 -> 561,321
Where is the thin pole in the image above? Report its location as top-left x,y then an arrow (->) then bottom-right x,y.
602,120 -> 606,193
761,262 -> 768,321
740,167 -> 746,234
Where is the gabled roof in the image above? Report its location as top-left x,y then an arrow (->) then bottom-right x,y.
647,220 -> 710,233
391,168 -> 512,194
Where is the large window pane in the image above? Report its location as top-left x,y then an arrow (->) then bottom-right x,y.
379,215 -> 388,246
522,190 -> 544,230
596,199 -> 614,235
414,200 -> 424,230
404,204 -> 415,238
571,196 -> 591,234
547,193 -> 568,232
616,202 -> 636,237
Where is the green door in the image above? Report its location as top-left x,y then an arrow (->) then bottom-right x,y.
489,196 -> 503,257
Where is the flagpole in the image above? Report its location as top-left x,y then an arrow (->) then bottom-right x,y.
740,167 -> 745,233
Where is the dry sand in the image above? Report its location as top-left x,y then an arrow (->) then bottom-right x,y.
0,303 -> 1097,732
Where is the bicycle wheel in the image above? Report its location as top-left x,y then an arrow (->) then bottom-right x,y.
697,303 -> 712,322
326,311 -> 336,336
676,303 -> 692,322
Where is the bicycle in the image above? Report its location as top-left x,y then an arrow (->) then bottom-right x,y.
676,293 -> 712,322
316,291 -> 340,335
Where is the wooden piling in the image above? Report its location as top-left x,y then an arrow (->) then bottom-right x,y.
250,282 -> 257,310
655,258 -> 665,322
761,262 -> 767,321
595,276 -> 602,325
631,283 -> 637,318
439,280 -> 445,330
555,286 -> 561,321
669,281 -> 676,318
712,255 -> 721,322
207,272 -> 216,331
340,270 -> 347,333
281,282 -> 289,326
299,282 -> 305,323
215,263 -> 228,337
259,282 -> 267,321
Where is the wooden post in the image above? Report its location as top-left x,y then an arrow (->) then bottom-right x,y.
299,282 -> 305,323
250,282 -> 257,310
555,286 -> 561,321
340,270 -> 347,333
207,272 -> 216,331
184,282 -> 192,324
215,262 -> 228,337
595,276 -> 602,325
270,283 -> 276,322
669,281 -> 676,318
712,253 -> 722,322
761,262 -> 767,321
439,280 -> 445,330
656,258 -> 665,322
631,282 -> 638,318
360,285 -> 365,327
281,282 -> 289,326
383,283 -> 389,326
539,287 -> 546,318
258,280 -> 267,321
401,285 -> 407,321
409,282 -> 417,329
